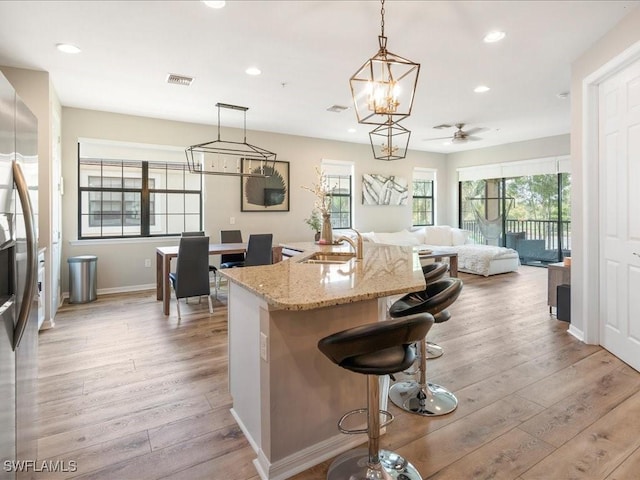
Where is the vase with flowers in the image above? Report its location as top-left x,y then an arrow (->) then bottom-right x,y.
301,167 -> 335,244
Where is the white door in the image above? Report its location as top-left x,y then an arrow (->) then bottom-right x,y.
599,57 -> 640,371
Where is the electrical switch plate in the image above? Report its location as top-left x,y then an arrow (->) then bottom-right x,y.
260,333 -> 268,361
230,216 -> 235,225
144,259 -> 151,268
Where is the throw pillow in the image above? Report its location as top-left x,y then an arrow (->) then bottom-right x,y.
424,225 -> 452,246
451,228 -> 471,246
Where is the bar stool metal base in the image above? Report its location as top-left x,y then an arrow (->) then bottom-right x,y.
327,448 -> 422,480
389,381 -> 458,416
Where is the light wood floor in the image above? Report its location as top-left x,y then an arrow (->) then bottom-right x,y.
36,266 -> 640,480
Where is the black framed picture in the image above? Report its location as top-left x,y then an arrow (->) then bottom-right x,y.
241,159 -> 290,212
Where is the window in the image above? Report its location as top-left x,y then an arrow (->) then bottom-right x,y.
326,174 -> 352,229
412,180 -> 434,226
78,141 -> 202,239
412,169 -> 435,226
321,159 -> 354,230
457,156 -> 571,264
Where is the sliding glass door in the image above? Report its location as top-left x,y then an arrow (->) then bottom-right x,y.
459,172 -> 571,266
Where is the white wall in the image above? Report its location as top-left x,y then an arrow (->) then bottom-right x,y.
1,66 -> 62,324
61,107 -> 446,292
570,6 -> 640,337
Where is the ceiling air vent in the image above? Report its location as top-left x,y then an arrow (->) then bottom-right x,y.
166,73 -> 194,86
326,105 -> 349,113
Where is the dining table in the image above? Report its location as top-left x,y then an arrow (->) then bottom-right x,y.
155,242 -> 282,315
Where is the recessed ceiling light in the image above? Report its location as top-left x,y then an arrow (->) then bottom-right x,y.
56,43 -> 81,54
202,1 -> 226,8
474,85 -> 490,93
245,67 -> 262,76
483,30 -> 506,43
347,128 -> 356,133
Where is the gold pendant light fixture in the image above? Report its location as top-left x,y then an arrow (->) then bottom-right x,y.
185,103 -> 277,177
369,117 -> 411,161
349,0 -> 420,160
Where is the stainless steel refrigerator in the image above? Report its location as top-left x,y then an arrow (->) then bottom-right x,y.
1,71 -> 39,479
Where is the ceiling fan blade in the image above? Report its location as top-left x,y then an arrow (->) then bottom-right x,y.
464,127 -> 488,136
422,135 -> 454,142
466,135 -> 483,141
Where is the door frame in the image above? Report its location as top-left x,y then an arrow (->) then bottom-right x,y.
581,40 -> 640,345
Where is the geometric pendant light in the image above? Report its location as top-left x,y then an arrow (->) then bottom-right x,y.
369,117 -> 411,161
349,0 -> 420,126
185,103 -> 277,177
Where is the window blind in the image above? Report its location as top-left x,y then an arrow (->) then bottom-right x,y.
457,155 -> 570,182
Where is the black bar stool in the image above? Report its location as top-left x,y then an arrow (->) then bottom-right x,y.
421,263 -> 448,359
388,278 -> 463,416
318,313 -> 434,480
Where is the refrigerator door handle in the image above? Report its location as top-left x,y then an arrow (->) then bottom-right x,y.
12,160 -> 37,351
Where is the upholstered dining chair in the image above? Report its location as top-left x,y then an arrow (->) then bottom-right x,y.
182,230 -> 219,295
169,235 -> 213,319
207,230 -> 245,296
219,230 -> 245,268
244,233 -> 273,266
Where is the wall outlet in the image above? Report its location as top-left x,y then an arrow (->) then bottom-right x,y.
260,332 -> 268,361
144,259 -> 151,268
230,216 -> 236,225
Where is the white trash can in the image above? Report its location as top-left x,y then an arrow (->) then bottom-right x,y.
68,255 -> 97,303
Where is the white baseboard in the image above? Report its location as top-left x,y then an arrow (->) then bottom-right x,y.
232,407 -> 364,480
62,283 -> 156,300
568,324 -> 585,342
254,433 -> 364,480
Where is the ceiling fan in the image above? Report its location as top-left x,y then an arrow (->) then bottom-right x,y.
423,123 -> 488,144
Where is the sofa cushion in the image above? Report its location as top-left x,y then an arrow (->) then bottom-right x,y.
410,227 -> 426,243
373,230 -> 421,246
451,228 -> 471,246
424,226 -> 453,246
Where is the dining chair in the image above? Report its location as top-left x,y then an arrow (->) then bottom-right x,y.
208,230 -> 245,296
169,236 -> 213,319
182,230 -> 218,294
219,230 -> 245,268
244,233 -> 273,266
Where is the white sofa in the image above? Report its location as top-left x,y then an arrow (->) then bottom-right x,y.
362,226 -> 520,277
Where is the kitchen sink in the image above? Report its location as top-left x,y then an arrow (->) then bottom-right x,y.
300,252 -> 355,264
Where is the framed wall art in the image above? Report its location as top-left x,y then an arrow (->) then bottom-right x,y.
362,173 -> 409,205
241,159 -> 290,212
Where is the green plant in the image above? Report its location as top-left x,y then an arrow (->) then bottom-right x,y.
304,209 -> 322,232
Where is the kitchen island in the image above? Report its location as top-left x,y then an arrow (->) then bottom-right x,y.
219,242 -> 425,480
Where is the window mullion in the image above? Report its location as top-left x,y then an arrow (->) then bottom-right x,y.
141,162 -> 150,236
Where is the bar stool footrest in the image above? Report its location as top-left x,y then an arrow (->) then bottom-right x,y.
337,408 -> 394,435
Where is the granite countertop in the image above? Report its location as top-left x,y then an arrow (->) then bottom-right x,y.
219,241 -> 426,311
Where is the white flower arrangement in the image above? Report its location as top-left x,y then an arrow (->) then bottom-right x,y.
301,166 -> 335,217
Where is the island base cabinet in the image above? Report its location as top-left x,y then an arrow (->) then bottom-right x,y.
228,282 -> 391,480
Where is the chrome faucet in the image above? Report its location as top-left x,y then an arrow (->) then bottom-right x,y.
336,229 -> 363,260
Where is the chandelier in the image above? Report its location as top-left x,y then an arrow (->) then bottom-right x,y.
369,117 -> 411,161
349,0 -> 420,126
185,103 -> 276,177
